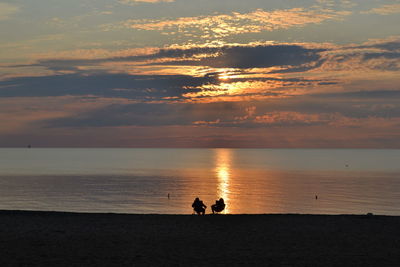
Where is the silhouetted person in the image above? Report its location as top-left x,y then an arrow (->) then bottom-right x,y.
192,197 -> 207,215
211,198 -> 225,214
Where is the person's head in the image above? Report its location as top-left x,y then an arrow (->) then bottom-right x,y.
219,198 -> 224,202
195,197 -> 199,201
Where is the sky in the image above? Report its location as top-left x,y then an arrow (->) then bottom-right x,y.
0,0 -> 399,148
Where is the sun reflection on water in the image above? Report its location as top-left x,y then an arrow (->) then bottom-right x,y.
214,149 -> 232,214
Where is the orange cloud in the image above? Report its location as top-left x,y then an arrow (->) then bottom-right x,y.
128,8 -> 351,38
31,47 -> 159,61
253,111 -> 400,129
182,78 -> 311,102
361,4 -> 400,15
315,0 -> 357,8
119,0 -> 174,4
254,111 -> 327,125
193,119 -> 220,125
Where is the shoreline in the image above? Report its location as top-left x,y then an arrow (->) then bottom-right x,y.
0,209 -> 398,216
1,210 -> 399,266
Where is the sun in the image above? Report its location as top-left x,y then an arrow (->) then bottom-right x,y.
218,72 -> 231,80
217,69 -> 236,80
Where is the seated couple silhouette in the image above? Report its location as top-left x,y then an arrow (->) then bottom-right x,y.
192,197 -> 225,215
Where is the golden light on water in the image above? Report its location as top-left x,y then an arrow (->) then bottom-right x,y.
214,149 -> 232,213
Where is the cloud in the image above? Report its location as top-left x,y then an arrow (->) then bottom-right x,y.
163,45 -> 325,69
21,37 -> 398,78
0,71 -> 325,102
119,0 -> 174,4
0,3 -> 19,21
3,43 -> 330,102
4,38 -> 399,103
313,37 -> 400,73
8,35 -> 395,83
313,90 -> 400,99
18,43 -> 327,75
0,73 -> 208,100
357,37 -> 400,51
2,91 -> 399,148
126,8 -> 351,38
361,4 -> 400,15
253,111 -> 333,126
315,0 -> 356,7
42,92 -> 400,129
45,102 -> 254,128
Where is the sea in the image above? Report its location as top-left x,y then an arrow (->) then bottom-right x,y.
0,148 -> 399,215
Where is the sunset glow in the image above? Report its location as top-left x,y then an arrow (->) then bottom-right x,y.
0,0 -> 399,148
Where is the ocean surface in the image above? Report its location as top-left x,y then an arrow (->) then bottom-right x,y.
0,148 -> 399,215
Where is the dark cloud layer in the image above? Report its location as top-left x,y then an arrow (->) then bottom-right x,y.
44,95 -> 400,129
47,102 -> 236,128
153,45 -> 325,69
358,40 -> 400,52
15,44 -> 326,73
363,52 -> 400,60
0,72 -> 326,99
0,73 -> 211,99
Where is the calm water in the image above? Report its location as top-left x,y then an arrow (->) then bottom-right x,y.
0,148 -> 399,215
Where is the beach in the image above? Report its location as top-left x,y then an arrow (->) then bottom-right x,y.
0,211 -> 399,266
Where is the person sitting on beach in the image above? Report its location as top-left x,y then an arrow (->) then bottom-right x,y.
211,198 -> 225,214
192,197 -> 207,215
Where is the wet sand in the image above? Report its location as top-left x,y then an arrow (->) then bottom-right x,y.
0,211 -> 399,266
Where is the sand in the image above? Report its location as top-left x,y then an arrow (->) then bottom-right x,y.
0,211 -> 399,266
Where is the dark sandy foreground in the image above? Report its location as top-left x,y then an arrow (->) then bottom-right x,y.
0,211 -> 399,267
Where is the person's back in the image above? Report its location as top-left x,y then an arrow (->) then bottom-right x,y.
211,198 -> 225,214
192,197 -> 206,215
